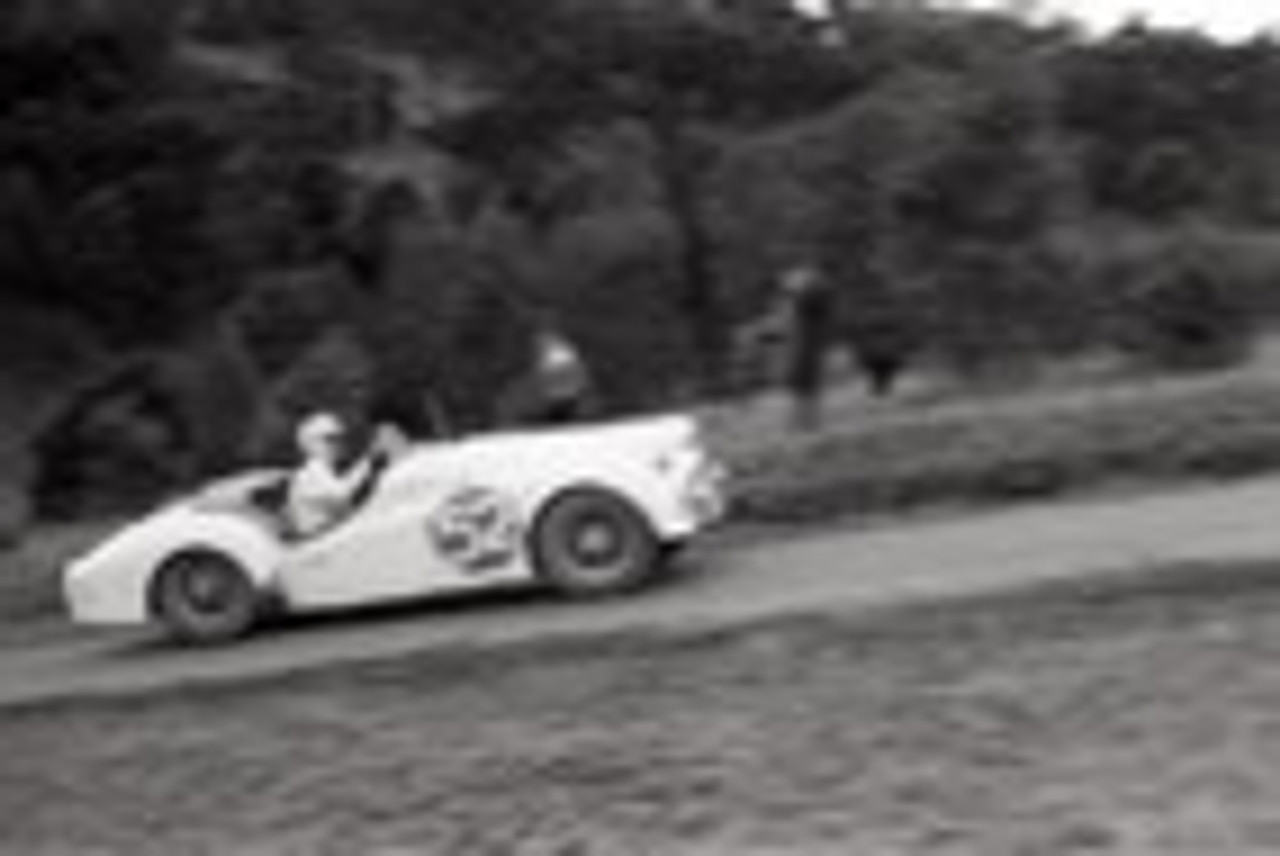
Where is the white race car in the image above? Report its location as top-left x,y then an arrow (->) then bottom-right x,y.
63,414 -> 726,644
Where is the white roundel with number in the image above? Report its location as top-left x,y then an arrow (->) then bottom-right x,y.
428,486 -> 523,573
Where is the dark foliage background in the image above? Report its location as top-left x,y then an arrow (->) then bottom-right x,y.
7,0 -> 1280,516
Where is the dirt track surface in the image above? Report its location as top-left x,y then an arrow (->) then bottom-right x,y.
5,476 -> 1280,707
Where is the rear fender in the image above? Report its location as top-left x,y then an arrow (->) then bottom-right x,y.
148,510 -> 287,594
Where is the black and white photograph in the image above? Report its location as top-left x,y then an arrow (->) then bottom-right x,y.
4,0 -> 1280,852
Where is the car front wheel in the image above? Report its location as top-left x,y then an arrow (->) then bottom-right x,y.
151,551 -> 262,644
531,488 -> 660,597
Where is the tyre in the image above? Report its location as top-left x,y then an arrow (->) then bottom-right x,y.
151,550 -> 262,644
531,487 -> 660,597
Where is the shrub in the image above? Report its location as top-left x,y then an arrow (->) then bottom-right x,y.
29,360 -> 198,519
1113,233 -> 1259,372
248,325 -> 376,463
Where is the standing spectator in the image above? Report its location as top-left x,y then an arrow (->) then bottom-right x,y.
530,329 -> 593,425
493,325 -> 602,429
499,328 -> 594,427
779,264 -> 837,430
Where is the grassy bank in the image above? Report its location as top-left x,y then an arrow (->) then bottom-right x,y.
723,361 -> 1280,524
0,522 -> 108,635
6,560 -> 1280,853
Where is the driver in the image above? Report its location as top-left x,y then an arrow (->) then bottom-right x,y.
286,411 -> 378,538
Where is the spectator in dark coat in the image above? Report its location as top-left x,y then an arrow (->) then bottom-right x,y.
496,329 -> 595,428
779,265 -> 837,429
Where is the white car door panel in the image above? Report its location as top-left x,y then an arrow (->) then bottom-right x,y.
280,472 -> 450,608
280,473 -> 532,610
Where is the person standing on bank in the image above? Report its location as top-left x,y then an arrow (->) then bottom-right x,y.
778,264 -> 837,430
529,329 -> 593,425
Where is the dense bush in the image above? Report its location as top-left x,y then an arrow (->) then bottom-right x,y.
29,360 -> 199,519
1117,260 -> 1257,372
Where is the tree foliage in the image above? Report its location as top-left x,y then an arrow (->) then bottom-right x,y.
17,0 -> 1280,515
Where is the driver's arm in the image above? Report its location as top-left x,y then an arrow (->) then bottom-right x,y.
332,454 -> 375,496
351,445 -> 396,508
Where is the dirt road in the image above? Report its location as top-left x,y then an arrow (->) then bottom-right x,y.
4,476 -> 1280,707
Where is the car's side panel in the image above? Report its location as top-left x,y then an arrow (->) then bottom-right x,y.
278,464 -> 537,611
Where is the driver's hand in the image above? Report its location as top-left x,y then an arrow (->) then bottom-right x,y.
372,423 -> 411,460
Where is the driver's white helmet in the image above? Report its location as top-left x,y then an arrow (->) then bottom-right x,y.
296,411 -> 344,460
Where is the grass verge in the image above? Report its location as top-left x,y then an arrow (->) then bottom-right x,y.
724,364 -> 1280,524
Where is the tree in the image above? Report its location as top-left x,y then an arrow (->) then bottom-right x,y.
416,2 -> 853,392
807,69 -> 969,392
0,4 -> 238,345
1057,26 -> 1280,222
891,73 -> 1078,371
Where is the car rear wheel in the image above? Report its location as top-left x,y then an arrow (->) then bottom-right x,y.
532,488 -> 660,597
151,551 -> 262,644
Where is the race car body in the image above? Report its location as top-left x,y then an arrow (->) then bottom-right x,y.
63,414 -> 726,643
